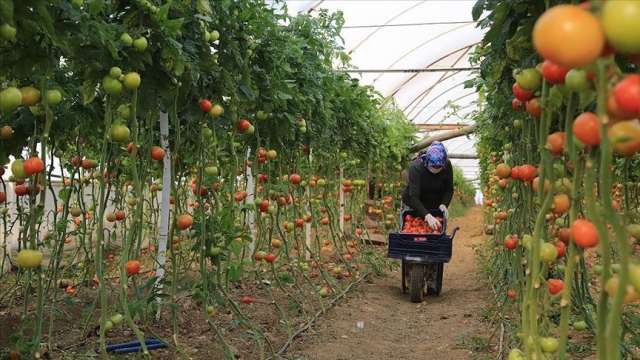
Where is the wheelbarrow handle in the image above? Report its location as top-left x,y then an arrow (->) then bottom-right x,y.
449,226 -> 460,239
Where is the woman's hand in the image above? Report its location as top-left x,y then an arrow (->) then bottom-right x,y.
424,214 -> 441,230
439,204 -> 449,219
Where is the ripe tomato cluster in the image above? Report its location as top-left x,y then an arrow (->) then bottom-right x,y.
400,214 -> 443,235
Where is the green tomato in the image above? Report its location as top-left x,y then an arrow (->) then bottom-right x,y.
209,247 -> 221,256
521,234 -> 533,250
120,33 -> 133,45
540,337 -> 559,353
565,69 -> 592,93
11,159 -> 28,179
122,72 -> 141,90
110,124 -> 131,143
133,37 -> 148,52
540,243 -> 558,263
513,119 -> 523,130
204,166 -> 218,176
611,263 -> 621,274
601,1 -> 640,53
117,104 -> 131,120
0,23 -> 17,41
629,263 -> 640,293
109,313 -> 124,325
593,264 -> 603,275
573,320 -> 587,331
109,67 -> 122,79
103,76 -> 123,95
17,249 -> 44,268
203,127 -> 213,140
210,30 -> 220,42
45,89 -> 62,106
103,320 -> 114,331
0,87 -> 23,113
257,110 -> 268,120
514,67 -> 542,91
508,348 -> 525,360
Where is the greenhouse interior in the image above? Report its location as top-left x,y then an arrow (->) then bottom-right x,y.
0,0 -> 639,359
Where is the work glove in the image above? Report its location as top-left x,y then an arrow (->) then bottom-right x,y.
439,204 -> 449,219
424,213 -> 441,230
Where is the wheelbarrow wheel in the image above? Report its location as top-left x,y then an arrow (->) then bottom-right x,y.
409,263 -> 425,303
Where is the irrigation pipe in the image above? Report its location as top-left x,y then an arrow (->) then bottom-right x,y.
275,271 -> 373,357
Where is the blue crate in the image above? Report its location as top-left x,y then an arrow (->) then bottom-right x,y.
388,209 -> 453,263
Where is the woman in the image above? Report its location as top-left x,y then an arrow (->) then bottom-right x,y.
401,141 -> 454,230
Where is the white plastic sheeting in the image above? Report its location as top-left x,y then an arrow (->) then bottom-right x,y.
283,0 -> 485,183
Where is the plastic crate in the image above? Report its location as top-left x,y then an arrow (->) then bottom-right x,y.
387,232 -> 453,263
388,209 -> 453,263
399,209 -> 446,239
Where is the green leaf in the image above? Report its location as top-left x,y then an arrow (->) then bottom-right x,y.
472,0 -> 485,21
165,18 -> 185,31
228,263 -> 244,282
58,188 -> 71,202
196,0 -> 213,14
85,0 -> 104,15
277,92 -> 292,100
155,3 -> 170,21
82,78 -> 97,105
578,91 -> 596,109
0,0 -> 14,25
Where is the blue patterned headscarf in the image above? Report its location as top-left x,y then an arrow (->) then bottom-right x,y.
416,141 -> 447,168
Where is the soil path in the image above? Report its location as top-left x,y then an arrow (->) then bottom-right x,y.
284,206 -> 495,360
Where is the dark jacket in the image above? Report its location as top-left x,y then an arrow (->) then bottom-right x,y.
401,158 -> 454,219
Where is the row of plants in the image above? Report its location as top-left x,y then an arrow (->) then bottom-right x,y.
470,0 -> 640,359
0,0 -> 436,358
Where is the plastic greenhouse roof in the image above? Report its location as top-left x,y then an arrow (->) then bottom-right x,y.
282,0 -> 485,185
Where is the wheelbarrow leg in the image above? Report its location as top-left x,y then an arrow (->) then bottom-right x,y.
401,260 -> 408,294
425,263 -> 445,296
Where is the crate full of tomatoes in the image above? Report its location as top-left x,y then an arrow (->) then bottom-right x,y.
399,210 -> 446,241
401,214 -> 444,235
387,209 -> 452,263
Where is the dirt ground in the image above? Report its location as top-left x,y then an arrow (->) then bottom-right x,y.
283,206 -> 495,360
0,206 -> 494,360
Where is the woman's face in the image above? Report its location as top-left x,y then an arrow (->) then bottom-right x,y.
427,165 -> 443,174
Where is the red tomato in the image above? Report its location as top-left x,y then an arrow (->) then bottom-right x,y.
554,240 -> 566,259
504,237 -> 518,250
541,60 -> 570,84
513,83 -> 535,101
199,99 -> 212,113
613,74 -> 640,116
237,119 -> 251,132
526,98 -> 542,118
548,279 -> 564,295
125,260 -> 141,276
512,98 -> 523,111
150,146 -> 165,161
509,166 -> 521,180
23,156 -> 45,175
571,219 -> 599,248
573,112 -> 601,146
519,164 -> 537,182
